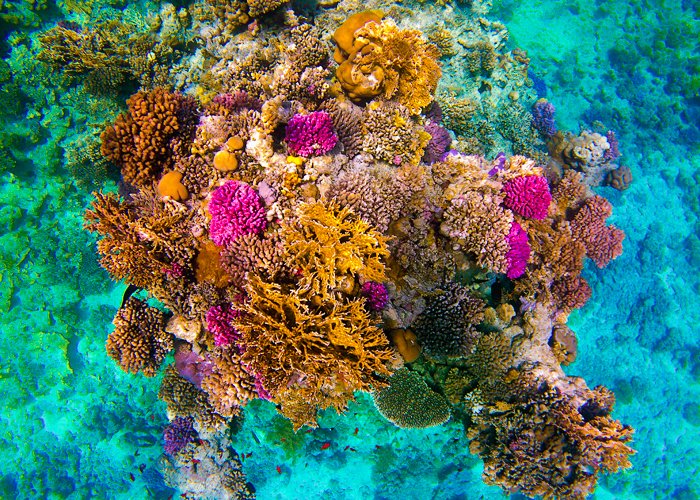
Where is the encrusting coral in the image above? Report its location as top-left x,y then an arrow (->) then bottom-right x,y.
84,7 -> 635,498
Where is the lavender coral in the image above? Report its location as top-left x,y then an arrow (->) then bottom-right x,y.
208,180 -> 267,247
285,111 -> 338,157
164,416 -> 198,456
531,98 -> 557,138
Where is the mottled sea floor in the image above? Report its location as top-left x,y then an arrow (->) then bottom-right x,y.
0,0 -> 698,498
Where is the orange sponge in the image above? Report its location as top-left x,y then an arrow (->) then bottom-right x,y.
390,328 -> 421,362
333,10 -> 383,56
157,171 -> 189,201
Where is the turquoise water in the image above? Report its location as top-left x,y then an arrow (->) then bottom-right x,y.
1,0 -> 698,498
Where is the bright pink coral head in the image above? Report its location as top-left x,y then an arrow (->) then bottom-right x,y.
285,111 -> 338,157
206,304 -> 243,346
505,222 -> 530,279
209,180 -> 267,247
503,175 -> 552,220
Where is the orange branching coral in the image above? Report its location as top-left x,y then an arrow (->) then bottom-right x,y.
106,297 -> 173,377
84,191 -> 195,289
101,88 -> 194,187
334,16 -> 442,114
282,201 -> 389,301
570,196 -> 625,268
467,380 -> 634,499
201,347 -> 258,417
233,274 -> 394,429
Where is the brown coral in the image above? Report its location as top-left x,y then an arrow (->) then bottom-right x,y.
101,88 -> 194,187
361,100 -> 430,165
201,347 -> 258,417
106,297 -> 173,377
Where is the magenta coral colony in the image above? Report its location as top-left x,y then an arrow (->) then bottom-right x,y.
83,5 -> 634,499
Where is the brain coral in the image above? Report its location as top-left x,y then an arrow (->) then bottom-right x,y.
373,368 -> 451,428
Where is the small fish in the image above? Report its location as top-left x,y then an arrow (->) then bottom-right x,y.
245,452 -> 253,458
138,464 -> 146,473
135,450 -> 140,457
353,427 -> 359,435
120,284 -> 142,309
349,447 -> 356,452
251,431 -> 261,445
129,473 -> 135,482
280,437 -> 286,443
343,445 -> 350,451
149,415 -> 154,422
192,459 -> 200,465
375,445 -> 382,449
276,465 -> 282,474
321,442 -> 331,450
305,429 -> 313,434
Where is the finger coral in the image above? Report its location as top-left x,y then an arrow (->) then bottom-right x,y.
106,297 -> 173,377
208,180 -> 268,248
373,368 -> 451,428
570,196 -> 625,268
502,175 -> 552,220
284,111 -> 338,157
101,88 -> 195,187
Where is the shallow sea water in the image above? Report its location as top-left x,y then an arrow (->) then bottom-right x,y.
0,0 -> 698,498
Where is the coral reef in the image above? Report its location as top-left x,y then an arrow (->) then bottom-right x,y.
79,6 -> 634,498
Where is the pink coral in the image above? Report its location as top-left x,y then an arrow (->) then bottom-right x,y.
285,111 -> 338,157
360,281 -> 390,311
206,304 -> 243,347
570,196 -> 624,268
505,222 -> 530,279
502,175 -> 552,220
208,181 -> 267,247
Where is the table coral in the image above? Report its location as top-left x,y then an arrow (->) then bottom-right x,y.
373,368 -> 451,429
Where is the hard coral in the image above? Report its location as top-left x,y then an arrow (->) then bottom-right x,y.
505,221 -> 531,279
101,88 -> 194,187
570,196 -> 625,268
206,304 -> 243,346
201,347 -> 258,417
106,297 -> 173,377
164,416 -> 198,456
334,17 -> 442,114
502,175 -> 552,220
208,181 -> 267,247
373,368 -> 450,428
412,283 -> 485,358
285,111 -> 338,158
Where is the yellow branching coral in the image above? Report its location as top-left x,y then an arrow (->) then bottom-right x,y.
233,274 -> 394,429
334,17 -> 441,114
282,201 -> 389,301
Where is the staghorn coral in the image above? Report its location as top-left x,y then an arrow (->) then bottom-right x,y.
412,283 -> 485,358
570,196 -> 625,268
334,16 -> 442,114
373,368 -> 451,429
106,298 -> 173,377
101,88 -> 195,187
232,274 -> 394,428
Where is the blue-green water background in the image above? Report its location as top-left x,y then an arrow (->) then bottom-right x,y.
0,0 -> 698,498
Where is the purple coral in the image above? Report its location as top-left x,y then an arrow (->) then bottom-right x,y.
209,181 -> 267,247
212,91 -> 263,111
285,111 -> 338,157
502,175 -> 552,220
531,98 -> 557,138
488,152 -> 507,176
206,304 -> 243,347
163,417 -> 197,456
422,121 -> 452,164
505,222 -> 530,279
361,281 -> 390,311
603,130 -> 620,161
